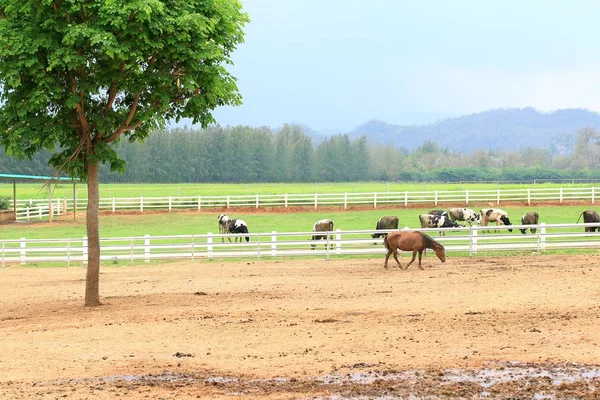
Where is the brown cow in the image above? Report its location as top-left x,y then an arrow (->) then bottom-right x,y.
520,211 -> 539,234
577,210 -> 600,232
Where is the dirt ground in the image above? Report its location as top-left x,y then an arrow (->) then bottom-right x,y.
2,253 -> 600,399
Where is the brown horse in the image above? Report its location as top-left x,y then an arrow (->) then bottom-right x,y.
383,231 -> 446,270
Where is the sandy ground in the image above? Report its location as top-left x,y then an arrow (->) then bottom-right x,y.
1,253 -> 600,399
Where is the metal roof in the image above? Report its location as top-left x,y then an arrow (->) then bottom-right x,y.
0,173 -> 78,182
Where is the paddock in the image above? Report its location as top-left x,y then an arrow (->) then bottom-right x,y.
1,254 -> 600,399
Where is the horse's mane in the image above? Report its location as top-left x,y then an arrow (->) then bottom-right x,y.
422,233 -> 444,250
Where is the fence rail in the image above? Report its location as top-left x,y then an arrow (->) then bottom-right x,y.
2,222 -> 599,266
11,186 -> 600,220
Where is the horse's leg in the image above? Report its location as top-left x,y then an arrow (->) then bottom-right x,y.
405,250 -> 417,269
392,249 -> 402,268
384,249 -> 392,269
417,250 -> 425,270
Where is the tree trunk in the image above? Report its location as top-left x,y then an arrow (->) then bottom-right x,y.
85,161 -> 101,306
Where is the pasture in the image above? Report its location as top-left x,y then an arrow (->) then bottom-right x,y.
1,180 -> 599,200
1,254 -> 600,398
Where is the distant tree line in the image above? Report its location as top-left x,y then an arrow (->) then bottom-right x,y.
2,125 -> 600,183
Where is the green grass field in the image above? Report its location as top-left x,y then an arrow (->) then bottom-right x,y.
2,181 -> 599,200
1,203 -> 592,241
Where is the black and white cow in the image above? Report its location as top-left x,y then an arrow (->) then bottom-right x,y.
447,207 -> 481,227
428,209 -> 446,217
371,216 -> 399,239
228,219 -> 250,242
311,219 -> 334,249
217,214 -> 231,242
520,211 -> 539,234
577,210 -> 600,232
480,208 -> 513,233
418,213 -> 460,236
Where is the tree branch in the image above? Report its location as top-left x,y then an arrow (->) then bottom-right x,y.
105,83 -> 116,114
103,94 -> 140,143
71,76 -> 90,140
104,119 -> 144,144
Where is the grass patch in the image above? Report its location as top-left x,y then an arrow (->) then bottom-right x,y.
0,204 -> 595,240
3,181 -> 600,200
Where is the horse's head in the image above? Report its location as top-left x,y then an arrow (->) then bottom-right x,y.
433,243 -> 446,263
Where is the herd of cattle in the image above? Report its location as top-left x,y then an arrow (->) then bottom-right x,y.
218,208 -> 600,246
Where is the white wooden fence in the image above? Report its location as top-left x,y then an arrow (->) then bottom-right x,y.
2,222 -> 599,267
12,186 -> 599,220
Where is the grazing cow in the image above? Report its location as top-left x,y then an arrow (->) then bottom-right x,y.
576,210 -> 600,232
428,209 -> 446,217
447,207 -> 481,227
311,219 -> 334,249
520,211 -> 539,234
480,208 -> 513,233
371,216 -> 399,239
418,213 -> 460,236
217,214 -> 232,242
228,219 -> 250,242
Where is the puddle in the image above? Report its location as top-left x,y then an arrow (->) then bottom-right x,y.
31,361 -> 600,399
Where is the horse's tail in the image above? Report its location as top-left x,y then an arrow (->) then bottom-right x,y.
383,234 -> 391,251
577,211 -> 585,223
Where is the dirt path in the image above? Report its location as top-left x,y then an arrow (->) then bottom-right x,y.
1,254 -> 600,398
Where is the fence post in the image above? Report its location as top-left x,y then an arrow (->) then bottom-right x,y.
207,233 -> 213,258
191,235 -> 195,261
63,198 -> 67,215
540,223 -> 546,251
112,197 -> 116,213
168,196 -> 172,212
198,196 -> 202,210
226,196 -> 230,208
559,188 -> 563,204
434,191 -> 438,206
592,187 -> 595,205
374,192 -> 377,208
527,188 -> 531,206
83,236 -> 88,264
271,231 -> 277,257
465,189 -> 469,205
67,238 -> 70,268
344,192 -> 348,210
1,240 -> 5,268
140,196 -> 144,212
314,193 -> 318,210
130,237 -> 135,265
335,229 -> 342,255
257,233 -> 261,260
256,194 -> 259,209
496,189 -> 500,205
284,194 -> 288,209
470,228 -> 477,255
145,234 -> 150,263
404,192 -> 408,207
20,237 -> 26,265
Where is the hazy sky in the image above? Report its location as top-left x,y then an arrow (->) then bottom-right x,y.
205,0 -> 600,132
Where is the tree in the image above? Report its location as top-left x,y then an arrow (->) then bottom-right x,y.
0,0 -> 248,306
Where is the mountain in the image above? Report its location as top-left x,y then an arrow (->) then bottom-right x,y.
347,108 -> 600,153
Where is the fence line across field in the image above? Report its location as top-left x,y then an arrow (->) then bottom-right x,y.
2,222 -> 599,267
12,186 -> 600,220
